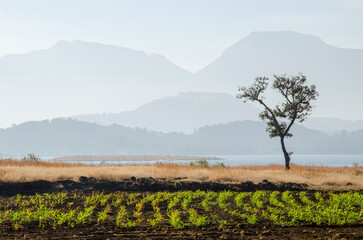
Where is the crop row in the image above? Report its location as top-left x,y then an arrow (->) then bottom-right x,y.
0,190 -> 361,229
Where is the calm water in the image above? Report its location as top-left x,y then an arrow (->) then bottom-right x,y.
48,155 -> 363,167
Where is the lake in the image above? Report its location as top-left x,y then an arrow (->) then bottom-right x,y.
48,155 -> 363,167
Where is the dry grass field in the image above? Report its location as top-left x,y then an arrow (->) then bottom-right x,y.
0,159 -> 361,190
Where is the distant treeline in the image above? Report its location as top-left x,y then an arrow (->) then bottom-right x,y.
0,118 -> 363,156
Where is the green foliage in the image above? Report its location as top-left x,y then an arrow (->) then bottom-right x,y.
189,160 -> 210,168
213,162 -> 228,168
189,160 -> 228,168
237,74 -> 319,169
97,206 -> 110,222
116,206 -> 127,227
188,208 -> 210,226
20,153 -> 41,162
167,209 -> 184,229
237,74 -> 318,137
1,190 -> 362,230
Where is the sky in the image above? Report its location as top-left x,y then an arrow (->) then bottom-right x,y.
1,0 -> 363,128
0,0 -> 363,72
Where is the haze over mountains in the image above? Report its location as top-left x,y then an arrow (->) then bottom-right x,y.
75,92 -> 363,134
0,40 -> 192,127
193,31 -> 363,120
1,31 -> 363,156
75,92 -> 260,133
1,31 -> 363,130
1,118 -> 363,157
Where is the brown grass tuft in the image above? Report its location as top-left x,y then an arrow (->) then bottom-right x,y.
0,159 -> 362,190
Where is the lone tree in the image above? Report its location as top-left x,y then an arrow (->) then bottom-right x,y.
237,74 -> 318,170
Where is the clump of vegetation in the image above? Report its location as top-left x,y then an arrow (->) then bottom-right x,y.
189,160 -> 228,168
20,154 -> 41,162
189,160 -> 210,167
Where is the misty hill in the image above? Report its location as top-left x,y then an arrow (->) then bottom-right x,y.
303,118 -> 363,133
75,92 -> 260,133
2,31 -> 363,130
0,40 -> 192,127
75,92 -> 363,134
194,31 -> 363,120
1,118 -> 363,156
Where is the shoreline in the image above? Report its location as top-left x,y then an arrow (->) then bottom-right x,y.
52,155 -> 221,161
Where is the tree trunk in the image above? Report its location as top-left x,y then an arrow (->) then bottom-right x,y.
280,136 -> 291,170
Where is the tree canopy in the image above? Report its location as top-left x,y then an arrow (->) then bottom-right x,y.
237,74 -> 318,170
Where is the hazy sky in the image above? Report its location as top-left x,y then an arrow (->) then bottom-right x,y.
0,0 -> 363,72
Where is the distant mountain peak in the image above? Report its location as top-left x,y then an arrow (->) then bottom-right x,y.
248,31 -> 322,40
50,40 -> 175,60
225,31 -> 327,54
194,31 -> 363,121
52,40 -> 71,48
247,31 -> 324,43
51,39 -> 139,52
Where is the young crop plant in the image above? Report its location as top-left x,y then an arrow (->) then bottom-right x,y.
168,209 -> 185,229
188,208 -> 210,226
235,192 -> 251,207
116,206 -> 128,227
135,197 -> 147,214
193,190 -> 206,198
133,208 -> 143,222
126,218 -> 141,227
64,210 -> 77,228
229,209 -> 248,221
181,194 -> 193,210
97,205 -> 110,223
151,196 -> 162,211
76,206 -> 95,225
99,194 -> 111,206
281,191 -> 299,207
217,191 -> 233,210
269,191 -> 285,208
299,192 -> 316,206
250,191 -> 269,209
112,195 -> 124,208
200,195 -> 214,212
53,211 -> 69,227
126,193 -> 140,206
168,195 -> 181,210
246,213 -> 258,224
314,192 -> 325,204
147,210 -> 164,226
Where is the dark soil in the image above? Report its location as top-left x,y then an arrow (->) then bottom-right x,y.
0,224 -> 362,239
0,176 -> 310,196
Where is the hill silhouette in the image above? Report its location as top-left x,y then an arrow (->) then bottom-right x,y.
75,92 -> 260,133
1,119 -> 362,156
0,40 -> 192,127
194,31 -> 363,120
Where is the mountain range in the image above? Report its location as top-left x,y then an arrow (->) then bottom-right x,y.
75,92 -> 260,133
1,31 -> 363,129
1,118 -> 363,157
193,31 -> 363,120
75,92 -> 363,133
0,40 -> 192,127
1,31 -> 363,156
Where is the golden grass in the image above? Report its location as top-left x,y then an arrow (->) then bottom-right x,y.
53,155 -> 219,161
0,159 -> 362,190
